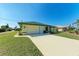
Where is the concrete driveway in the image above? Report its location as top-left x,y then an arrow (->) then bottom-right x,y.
30,34 -> 79,56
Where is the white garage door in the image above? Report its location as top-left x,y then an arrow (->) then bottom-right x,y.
24,25 -> 45,34
26,27 -> 40,34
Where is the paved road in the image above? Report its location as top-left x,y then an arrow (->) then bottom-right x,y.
30,34 -> 79,56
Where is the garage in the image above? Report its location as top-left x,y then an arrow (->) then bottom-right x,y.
18,21 -> 52,34
22,25 -> 46,34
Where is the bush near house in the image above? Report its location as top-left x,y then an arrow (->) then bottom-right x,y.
18,30 -> 23,35
6,28 -> 12,31
14,26 -> 22,35
75,29 -> 79,34
14,26 -> 21,31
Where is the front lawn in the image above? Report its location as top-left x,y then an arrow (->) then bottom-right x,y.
55,32 -> 79,40
0,31 -> 43,56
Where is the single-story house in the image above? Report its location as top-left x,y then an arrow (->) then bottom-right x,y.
18,21 -> 56,34
56,26 -> 67,32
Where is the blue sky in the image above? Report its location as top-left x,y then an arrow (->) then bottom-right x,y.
0,3 -> 79,28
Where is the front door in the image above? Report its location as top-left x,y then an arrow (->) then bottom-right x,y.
45,26 -> 49,33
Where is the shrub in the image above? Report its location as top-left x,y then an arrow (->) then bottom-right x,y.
75,30 -> 79,35
0,28 -> 6,32
6,28 -> 12,31
18,31 -> 23,35
67,25 -> 75,33
68,29 -> 75,33
15,28 -> 21,31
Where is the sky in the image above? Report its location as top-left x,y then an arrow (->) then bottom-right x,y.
0,3 -> 79,28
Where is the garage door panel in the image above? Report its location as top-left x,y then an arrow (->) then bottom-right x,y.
26,25 -> 40,34
27,28 -> 39,34
23,25 -> 45,34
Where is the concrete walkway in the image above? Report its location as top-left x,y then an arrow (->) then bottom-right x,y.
30,35 -> 79,56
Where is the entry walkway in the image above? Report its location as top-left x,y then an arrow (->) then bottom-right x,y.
30,34 -> 79,56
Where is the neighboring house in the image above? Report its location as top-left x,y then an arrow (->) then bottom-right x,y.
56,26 -> 67,32
18,22 -> 55,34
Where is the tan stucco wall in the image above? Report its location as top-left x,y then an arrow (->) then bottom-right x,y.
22,24 -> 45,34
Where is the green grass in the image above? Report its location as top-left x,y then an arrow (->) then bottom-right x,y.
55,32 -> 79,40
0,31 -> 43,56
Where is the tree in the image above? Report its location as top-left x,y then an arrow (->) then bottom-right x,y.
14,26 -> 17,30
68,24 -> 75,33
1,25 -> 6,32
14,26 -> 21,31
1,25 -> 7,30
74,19 -> 79,34
6,24 -> 9,28
76,19 -> 79,30
71,19 -> 79,34
1,24 -> 12,31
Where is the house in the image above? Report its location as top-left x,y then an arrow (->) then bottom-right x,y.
18,21 -> 56,34
56,26 -> 67,32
